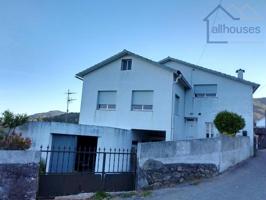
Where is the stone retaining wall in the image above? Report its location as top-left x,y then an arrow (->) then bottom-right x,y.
137,159 -> 218,189
0,163 -> 39,200
0,151 -> 40,200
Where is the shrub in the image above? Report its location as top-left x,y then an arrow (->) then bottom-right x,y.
214,111 -> 245,136
0,133 -> 31,150
1,110 -> 28,134
91,191 -> 111,200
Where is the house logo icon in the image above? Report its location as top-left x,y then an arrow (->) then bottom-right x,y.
203,5 -> 240,43
203,5 -> 261,44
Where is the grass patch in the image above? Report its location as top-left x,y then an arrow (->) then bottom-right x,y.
91,191 -> 112,200
141,190 -> 152,197
119,191 -> 137,198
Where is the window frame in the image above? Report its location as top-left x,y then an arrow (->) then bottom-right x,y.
205,122 -> 214,138
97,90 -> 117,111
174,95 -> 180,116
131,90 -> 153,111
121,59 -> 132,71
194,84 -> 217,98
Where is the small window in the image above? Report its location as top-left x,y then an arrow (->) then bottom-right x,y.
97,91 -> 117,110
194,84 -> 217,97
121,59 -> 132,71
174,95 -> 180,115
131,90 -> 153,111
206,122 -> 214,138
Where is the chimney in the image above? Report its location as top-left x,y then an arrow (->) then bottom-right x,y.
236,69 -> 245,79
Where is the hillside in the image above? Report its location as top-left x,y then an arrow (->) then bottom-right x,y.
29,110 -> 65,121
29,110 -> 79,124
254,98 -> 266,121
42,112 -> 79,124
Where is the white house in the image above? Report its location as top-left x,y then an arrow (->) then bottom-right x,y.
17,49 -> 259,173
76,49 -> 259,147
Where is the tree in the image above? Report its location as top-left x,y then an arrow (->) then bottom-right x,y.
1,110 -> 28,134
214,111 -> 245,136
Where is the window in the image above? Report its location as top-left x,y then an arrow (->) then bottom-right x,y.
132,90 -> 153,111
174,95 -> 180,115
194,84 -> 217,97
205,122 -> 214,138
97,91 -> 116,110
121,59 -> 132,71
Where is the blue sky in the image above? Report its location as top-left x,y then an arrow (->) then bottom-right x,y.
0,0 -> 265,115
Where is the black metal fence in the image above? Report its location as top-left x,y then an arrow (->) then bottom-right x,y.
38,146 -> 137,198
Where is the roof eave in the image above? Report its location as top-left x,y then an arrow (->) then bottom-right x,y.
75,50 -> 176,79
160,57 -> 260,93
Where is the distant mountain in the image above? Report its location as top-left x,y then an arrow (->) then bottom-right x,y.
29,110 -> 79,124
43,112 -> 79,124
29,110 -> 65,121
254,98 -> 266,121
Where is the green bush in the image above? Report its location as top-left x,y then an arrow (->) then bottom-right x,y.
214,111 -> 245,136
0,133 -> 31,150
91,191 -> 111,200
0,110 -> 28,134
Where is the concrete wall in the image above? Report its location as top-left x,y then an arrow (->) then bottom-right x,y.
18,122 -> 133,151
0,150 -> 40,200
17,122 -> 134,173
79,55 -> 174,140
137,136 -> 251,172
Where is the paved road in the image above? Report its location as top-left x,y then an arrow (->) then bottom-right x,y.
141,150 -> 266,200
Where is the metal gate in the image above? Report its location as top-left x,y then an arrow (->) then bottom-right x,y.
38,146 -> 137,198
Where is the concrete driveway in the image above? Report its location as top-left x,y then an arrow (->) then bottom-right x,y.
139,150 -> 266,200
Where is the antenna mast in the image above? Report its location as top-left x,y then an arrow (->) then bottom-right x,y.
65,89 -> 76,122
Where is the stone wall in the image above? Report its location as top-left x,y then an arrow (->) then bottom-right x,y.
137,159 -> 218,189
137,136 -> 250,189
0,151 -> 40,200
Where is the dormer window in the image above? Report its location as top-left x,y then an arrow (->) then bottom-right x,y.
121,59 -> 132,71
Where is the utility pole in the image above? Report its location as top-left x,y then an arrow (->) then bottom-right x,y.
65,89 -> 76,123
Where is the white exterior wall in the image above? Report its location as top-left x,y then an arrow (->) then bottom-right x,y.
164,61 -> 254,149
172,83 -> 186,140
79,56 -> 174,140
18,122 -> 133,151
18,122 -> 134,172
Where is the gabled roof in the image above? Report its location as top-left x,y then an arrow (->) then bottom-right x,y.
76,49 -> 177,79
159,57 -> 260,92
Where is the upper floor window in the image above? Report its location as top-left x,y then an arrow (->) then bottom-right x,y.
194,84 -> 217,97
121,59 -> 132,71
97,91 -> 117,110
131,90 -> 153,111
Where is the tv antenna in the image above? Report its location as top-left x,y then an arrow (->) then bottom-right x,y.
65,89 -> 76,122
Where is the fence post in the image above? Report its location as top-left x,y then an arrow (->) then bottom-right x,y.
101,150 -> 106,190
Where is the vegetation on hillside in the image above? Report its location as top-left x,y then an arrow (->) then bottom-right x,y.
254,98 -> 266,121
